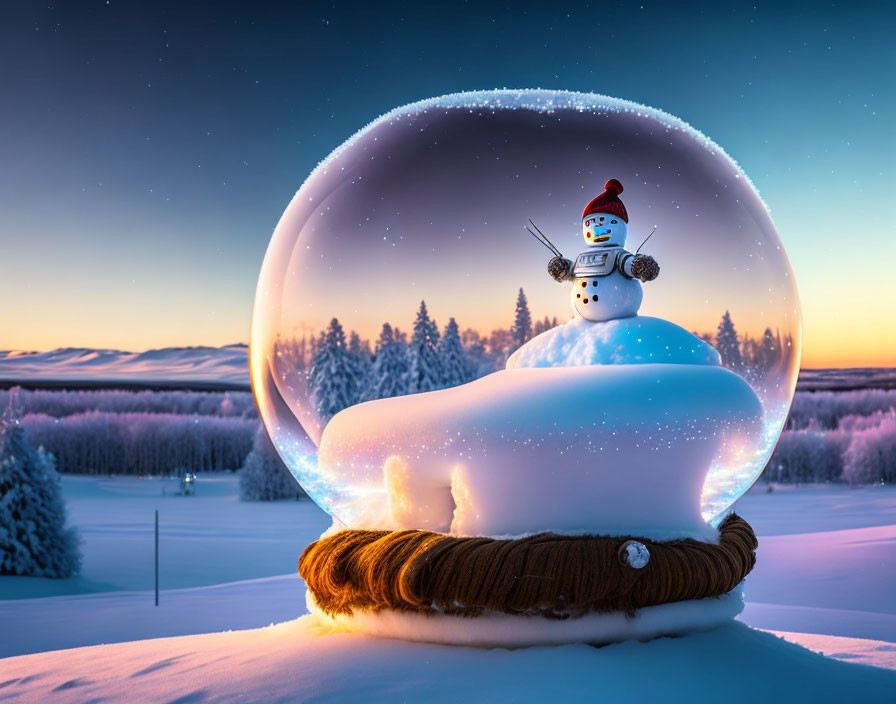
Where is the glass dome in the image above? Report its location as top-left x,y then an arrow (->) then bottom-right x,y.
250,89 -> 801,529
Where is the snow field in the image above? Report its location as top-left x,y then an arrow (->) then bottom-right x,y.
0,617 -> 894,704
1,476 -> 894,680
0,474 -> 328,600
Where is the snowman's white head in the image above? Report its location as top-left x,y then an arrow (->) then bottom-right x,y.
582,212 -> 627,248
581,178 -> 629,248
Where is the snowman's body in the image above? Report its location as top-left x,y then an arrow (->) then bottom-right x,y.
570,247 -> 642,321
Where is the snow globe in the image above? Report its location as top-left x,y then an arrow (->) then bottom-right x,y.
250,90 -> 801,645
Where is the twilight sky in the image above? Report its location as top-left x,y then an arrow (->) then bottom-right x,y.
0,1 -> 893,367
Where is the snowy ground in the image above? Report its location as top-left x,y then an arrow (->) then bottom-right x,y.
0,476 -> 894,700
1,618 -> 894,704
0,475 -> 328,600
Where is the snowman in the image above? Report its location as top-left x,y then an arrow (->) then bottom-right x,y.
545,179 -> 659,321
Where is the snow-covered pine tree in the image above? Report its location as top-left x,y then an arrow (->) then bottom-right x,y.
239,425 -> 303,501
297,335 -> 308,370
360,323 -> 410,401
759,327 -> 778,371
348,331 -> 372,362
740,334 -> 758,369
0,407 -> 81,578
408,300 -> 443,393
348,330 -> 373,393
488,328 -> 514,368
461,327 -> 484,352
310,330 -> 325,362
309,318 -> 363,424
275,335 -> 307,374
532,316 -> 549,336
461,328 -> 498,378
392,327 -> 408,346
511,288 -> 532,349
438,317 -> 472,388
716,311 -> 743,370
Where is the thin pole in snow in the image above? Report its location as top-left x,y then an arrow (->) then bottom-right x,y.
154,509 -> 159,607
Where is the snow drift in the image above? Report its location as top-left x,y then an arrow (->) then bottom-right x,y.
505,315 -> 721,368
1,616 -> 893,704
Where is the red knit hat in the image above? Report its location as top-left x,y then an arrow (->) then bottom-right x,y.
582,179 -> 628,223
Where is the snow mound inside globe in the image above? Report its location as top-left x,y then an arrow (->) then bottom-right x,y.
250,89 -> 801,532
318,363 -> 762,540
505,316 -> 720,368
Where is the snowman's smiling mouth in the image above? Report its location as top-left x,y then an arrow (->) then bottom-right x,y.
594,234 -> 610,242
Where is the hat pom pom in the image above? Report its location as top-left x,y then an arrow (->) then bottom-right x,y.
604,178 -> 623,195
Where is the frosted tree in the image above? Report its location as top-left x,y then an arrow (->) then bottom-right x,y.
439,317 -> 472,388
219,392 -> 235,417
765,425 -> 849,484
348,330 -> 372,392
296,335 -> 309,370
511,288 -> 532,349
349,331 -> 372,363
239,425 -> 302,501
392,327 -> 409,346
408,300 -> 443,393
23,412 -> 254,475
740,334 -> 759,369
843,416 -> 896,486
461,328 -> 497,378
309,318 -> 363,424
716,311 -> 743,370
759,328 -> 778,371
0,407 -> 81,578
532,316 -> 556,336
361,323 -> 410,401
309,330 -> 326,365
461,328 -> 485,353
488,328 -> 514,367
275,335 -> 308,374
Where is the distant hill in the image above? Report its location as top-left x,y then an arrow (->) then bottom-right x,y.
0,345 -> 250,391
0,344 -> 892,393
797,368 -> 896,392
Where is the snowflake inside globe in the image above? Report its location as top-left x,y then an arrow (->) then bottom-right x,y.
250,90 -> 801,538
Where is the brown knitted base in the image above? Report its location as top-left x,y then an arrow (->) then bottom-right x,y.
299,514 -> 757,619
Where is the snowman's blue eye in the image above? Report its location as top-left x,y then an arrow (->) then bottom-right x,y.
611,219 -> 617,224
